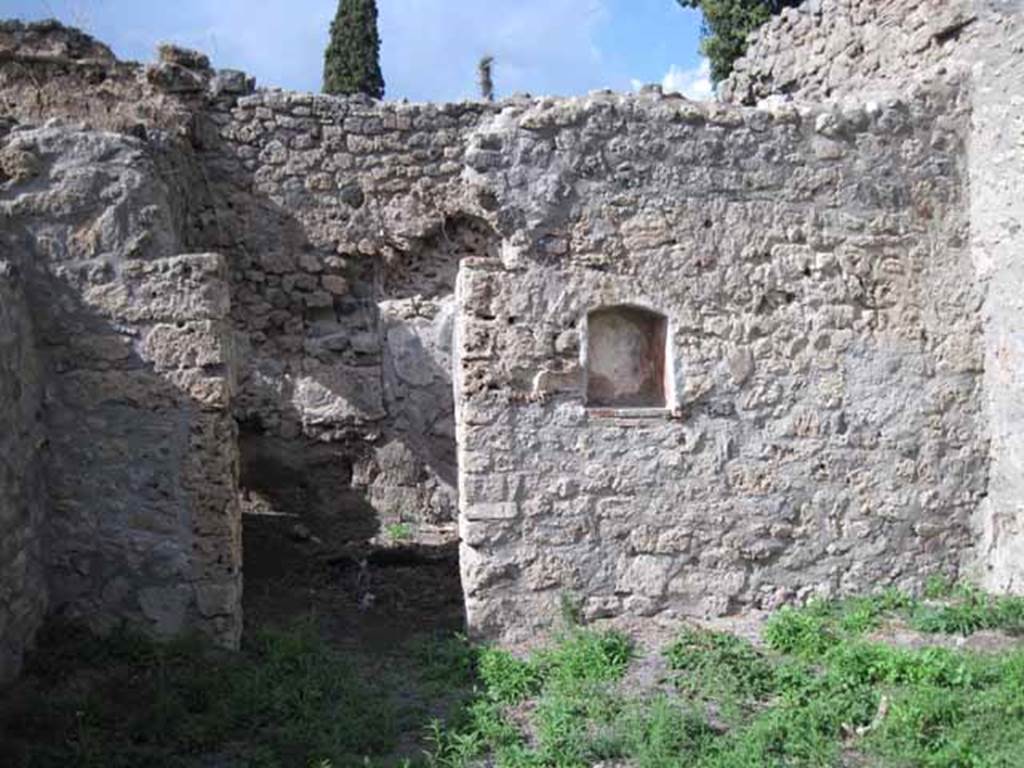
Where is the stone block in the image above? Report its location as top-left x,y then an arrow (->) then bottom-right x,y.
464,503 -> 519,521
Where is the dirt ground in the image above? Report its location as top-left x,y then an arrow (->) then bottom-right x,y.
240,494 -> 468,762
241,501 -> 464,650
0,489 -> 468,767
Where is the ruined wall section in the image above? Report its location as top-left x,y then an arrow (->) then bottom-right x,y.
0,20 -> 249,136
0,16 -> 1012,651
968,6 -> 1024,592
0,124 -> 242,648
207,92 -> 499,531
368,217 -> 499,525
720,0 -> 1024,598
455,87 -> 988,642
723,0 -> 992,105
0,19 -> 500,534
0,262 -> 47,684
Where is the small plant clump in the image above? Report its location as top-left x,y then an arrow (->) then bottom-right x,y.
385,521 -> 414,542
910,582 -> 1024,636
428,627 -> 637,767
665,627 -> 776,703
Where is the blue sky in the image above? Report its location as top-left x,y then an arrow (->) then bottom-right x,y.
4,0 -> 711,101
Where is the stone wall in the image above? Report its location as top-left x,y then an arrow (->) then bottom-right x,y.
0,122 -> 242,653
723,0 -> 989,105
967,4 -> 1024,592
0,20 -> 204,136
0,263 -> 47,684
0,9 -> 1020,661
454,86 -> 988,642
0,19 -> 489,542
206,91 -> 500,531
720,0 -> 1024,629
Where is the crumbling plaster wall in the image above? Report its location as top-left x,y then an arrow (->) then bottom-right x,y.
0,263 -> 47,684
720,0 -> 1024,602
454,85 -> 988,642
0,121 -> 243,657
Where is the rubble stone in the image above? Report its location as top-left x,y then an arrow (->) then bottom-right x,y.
0,3 -> 1020,672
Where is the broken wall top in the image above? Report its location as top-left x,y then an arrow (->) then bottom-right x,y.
723,0 -> 1021,105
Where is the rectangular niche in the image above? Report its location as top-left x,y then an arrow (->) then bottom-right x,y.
585,305 -> 668,408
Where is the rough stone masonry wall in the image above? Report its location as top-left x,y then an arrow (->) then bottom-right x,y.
0,263 -> 47,684
0,120 -> 242,659
0,22 -> 508,666
0,10 -> 1015,659
454,85 -> 988,642
0,22 -> 509,671
206,91 -> 500,530
0,19 -> 494,534
720,0 -> 1024,617
723,0 -> 989,105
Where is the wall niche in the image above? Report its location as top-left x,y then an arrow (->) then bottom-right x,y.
585,305 -> 668,408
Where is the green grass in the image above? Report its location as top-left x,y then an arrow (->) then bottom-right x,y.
384,522 -> 414,542
1,619 -> 440,767
908,585 -> 1024,637
410,632 -> 476,697
425,587 -> 1024,768
5,586 -> 1024,768
427,627 -> 636,767
762,585 -> 1024,654
665,627 -> 775,703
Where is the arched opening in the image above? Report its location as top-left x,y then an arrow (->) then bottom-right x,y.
585,305 -> 668,408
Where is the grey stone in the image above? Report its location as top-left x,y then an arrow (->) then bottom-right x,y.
0,6 -> 1021,666
210,69 -> 253,96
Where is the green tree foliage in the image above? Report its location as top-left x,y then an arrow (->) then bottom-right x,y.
679,0 -> 802,84
323,0 -> 385,98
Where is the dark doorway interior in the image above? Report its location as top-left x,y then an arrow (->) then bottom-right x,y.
238,430 -> 464,650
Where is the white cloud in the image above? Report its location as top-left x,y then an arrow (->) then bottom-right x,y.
380,0 -> 611,101
13,0 -> 706,102
660,59 -> 713,100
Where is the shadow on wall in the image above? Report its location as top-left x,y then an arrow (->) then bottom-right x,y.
237,429 -> 378,545
0,116 -> 487,658
0,72 -> 507,629
208,196 -> 490,645
0,122 -> 243,655
197,154 -> 498,546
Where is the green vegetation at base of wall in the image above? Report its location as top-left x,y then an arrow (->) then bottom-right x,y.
0,620 -> 474,768
2,584 -> 1023,767
430,584 -> 1024,768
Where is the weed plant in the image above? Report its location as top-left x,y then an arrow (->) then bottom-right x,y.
6,585 -> 1024,767
429,587 -> 1024,768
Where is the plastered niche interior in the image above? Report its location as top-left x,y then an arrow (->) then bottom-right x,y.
584,306 -> 669,409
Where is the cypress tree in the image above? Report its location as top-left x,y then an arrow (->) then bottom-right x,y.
323,0 -> 385,98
